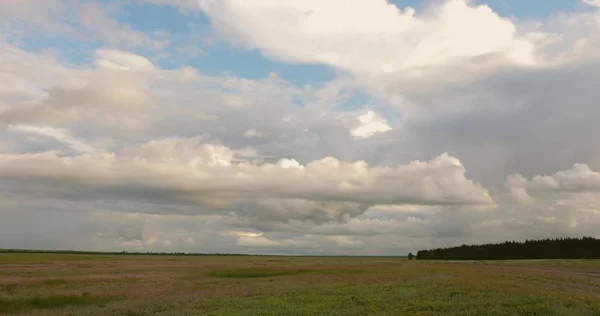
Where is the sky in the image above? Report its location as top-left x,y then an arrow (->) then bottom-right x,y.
1,0 -> 600,256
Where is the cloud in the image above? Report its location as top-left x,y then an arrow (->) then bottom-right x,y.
0,40 -> 77,102
368,59 -> 600,190
0,135 -> 493,223
508,164 -> 600,204
94,49 -> 157,71
78,2 -> 164,49
2,0 -> 600,255
198,0 -> 535,77
236,199 -> 371,224
7,125 -> 97,154
138,0 -> 202,13
196,0 -> 600,122
0,0 -> 76,38
0,49 -> 153,128
0,0 -> 164,49
0,75 -> 151,127
349,110 -> 392,139
583,0 -> 600,8
229,230 -> 363,249
235,234 -> 282,247
243,128 -> 264,138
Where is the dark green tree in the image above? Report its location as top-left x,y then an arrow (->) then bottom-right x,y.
415,237 -> 600,260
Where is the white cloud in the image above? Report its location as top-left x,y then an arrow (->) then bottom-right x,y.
0,0 -> 76,38
0,45 -> 158,125
94,49 -> 156,71
139,0 -> 201,13
243,128 -> 264,138
221,231 -> 311,248
196,0 -> 600,124
0,137 -> 493,222
508,164 -> 600,204
230,231 -> 364,249
0,40 -> 79,101
78,2 -> 165,49
7,125 -> 97,154
350,110 -> 392,139
583,0 -> 600,8
508,186 -> 537,206
277,159 -> 302,169
198,0 -> 535,77
236,234 -> 281,247
0,1 -> 163,49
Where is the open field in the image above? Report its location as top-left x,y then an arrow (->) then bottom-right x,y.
1,254 -> 600,315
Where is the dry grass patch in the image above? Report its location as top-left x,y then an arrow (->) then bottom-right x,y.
207,268 -> 311,278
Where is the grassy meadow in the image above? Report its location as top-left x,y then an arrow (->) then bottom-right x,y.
1,253 -> 600,315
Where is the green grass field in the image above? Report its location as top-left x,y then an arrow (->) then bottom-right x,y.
1,253 -> 600,315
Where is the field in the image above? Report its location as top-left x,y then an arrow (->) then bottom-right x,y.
1,254 -> 600,315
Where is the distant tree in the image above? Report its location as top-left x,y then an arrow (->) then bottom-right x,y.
408,253 -> 414,260
415,236 -> 600,260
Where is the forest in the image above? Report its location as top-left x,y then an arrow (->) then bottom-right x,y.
416,237 -> 600,260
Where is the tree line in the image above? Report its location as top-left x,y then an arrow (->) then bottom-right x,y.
416,237 -> 600,260
0,249 -> 254,256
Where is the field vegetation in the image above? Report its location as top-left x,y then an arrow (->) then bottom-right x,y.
1,252 -> 600,315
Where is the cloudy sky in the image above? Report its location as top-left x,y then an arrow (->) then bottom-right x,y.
1,0 -> 600,255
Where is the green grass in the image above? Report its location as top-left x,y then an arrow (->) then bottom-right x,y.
0,253 -> 116,264
198,284 -> 600,316
1,283 -> 18,294
0,295 -> 120,314
41,279 -> 69,285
